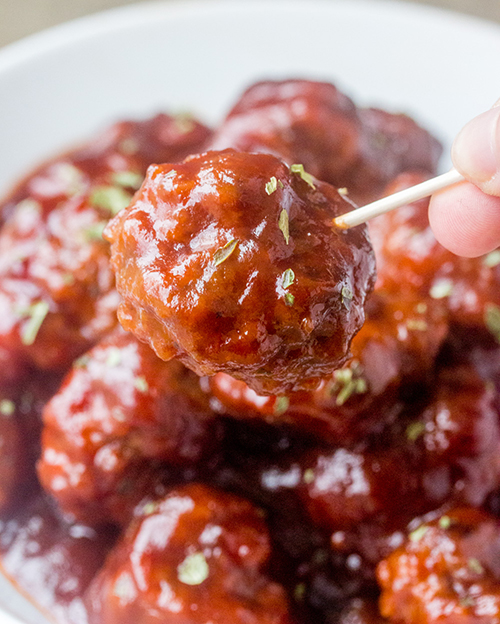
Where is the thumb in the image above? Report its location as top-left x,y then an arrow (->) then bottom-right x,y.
452,100 -> 500,196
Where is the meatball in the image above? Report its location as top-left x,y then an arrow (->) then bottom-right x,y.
209,79 -> 441,203
85,483 -> 293,624
0,113 -> 212,372
38,329 -> 219,526
209,289 -> 448,444
106,149 -> 376,395
370,171 -> 500,332
377,508 -> 500,624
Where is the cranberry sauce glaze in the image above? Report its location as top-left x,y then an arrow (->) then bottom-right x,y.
1,79 -> 500,624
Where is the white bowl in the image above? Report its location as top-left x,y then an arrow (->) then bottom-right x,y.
0,1 -> 499,622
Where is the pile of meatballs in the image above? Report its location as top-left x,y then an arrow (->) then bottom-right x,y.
1,79 -> 500,624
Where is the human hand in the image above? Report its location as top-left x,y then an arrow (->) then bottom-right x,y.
429,100 -> 500,257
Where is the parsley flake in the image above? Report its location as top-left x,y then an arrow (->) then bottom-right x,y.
468,558 -> 484,575
290,163 -> 315,189
173,113 -> 196,134
213,239 -> 239,267
485,303 -> 500,342
406,319 -> 428,331
406,421 -> 426,441
265,177 -> 278,195
409,525 -> 428,542
274,396 -> 290,415
430,278 -> 454,299
134,376 -> 149,393
177,552 -> 209,585
484,250 -> 500,268
328,363 -> 367,406
20,301 -> 49,346
282,268 -> 295,289
284,292 -> 295,307
303,469 -> 315,484
106,348 -> 122,368
341,285 -> 353,309
112,171 -> 143,190
0,399 -> 15,416
294,583 -> 306,602
439,515 -> 452,530
90,185 -> 132,216
278,209 -> 290,245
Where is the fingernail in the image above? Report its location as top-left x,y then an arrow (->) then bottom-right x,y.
452,106 -> 500,183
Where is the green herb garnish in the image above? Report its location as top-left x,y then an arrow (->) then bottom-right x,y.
282,268 -> 295,289
177,552 -> 209,585
406,421 -> 426,441
484,250 -> 500,268
468,558 -> 484,574
20,301 -> 49,346
278,209 -> 290,245
328,363 -> 367,406
112,171 -> 143,190
134,376 -> 149,393
303,469 -> 315,484
274,396 -> 290,415
430,278 -> 454,299
90,185 -> 132,215
265,176 -> 278,195
409,525 -> 428,542
485,303 -> 500,342
213,239 -> 239,267
106,347 -> 122,368
284,292 -> 295,307
341,285 -> 353,309
0,399 -> 15,416
439,515 -> 452,530
406,319 -> 428,331
290,163 -> 315,189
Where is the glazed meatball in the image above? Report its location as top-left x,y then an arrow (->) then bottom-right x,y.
85,483 -> 293,624
0,114 -> 212,372
0,493 -> 115,624
377,508 -> 500,623
299,363 -> 500,533
371,171 -> 500,332
209,79 -> 441,203
38,329 -> 219,526
106,149 -> 376,395
209,289 -> 448,444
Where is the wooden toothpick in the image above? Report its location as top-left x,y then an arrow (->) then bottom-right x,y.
334,168 -> 465,229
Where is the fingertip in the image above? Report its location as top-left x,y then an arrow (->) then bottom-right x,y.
429,181 -> 500,257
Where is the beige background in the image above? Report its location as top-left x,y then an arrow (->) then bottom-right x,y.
0,0 -> 499,49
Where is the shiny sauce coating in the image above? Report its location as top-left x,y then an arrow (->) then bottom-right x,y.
2,79 -> 500,624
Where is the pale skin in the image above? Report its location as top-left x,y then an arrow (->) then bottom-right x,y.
429,99 -> 500,257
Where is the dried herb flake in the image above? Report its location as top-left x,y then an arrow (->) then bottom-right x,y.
177,552 -> 209,585
213,239 -> 239,267
21,301 -> 50,346
90,185 -> 132,216
485,303 -> 500,342
278,209 -> 290,245
290,163 -> 315,189
265,177 -> 278,195
282,268 -> 295,289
